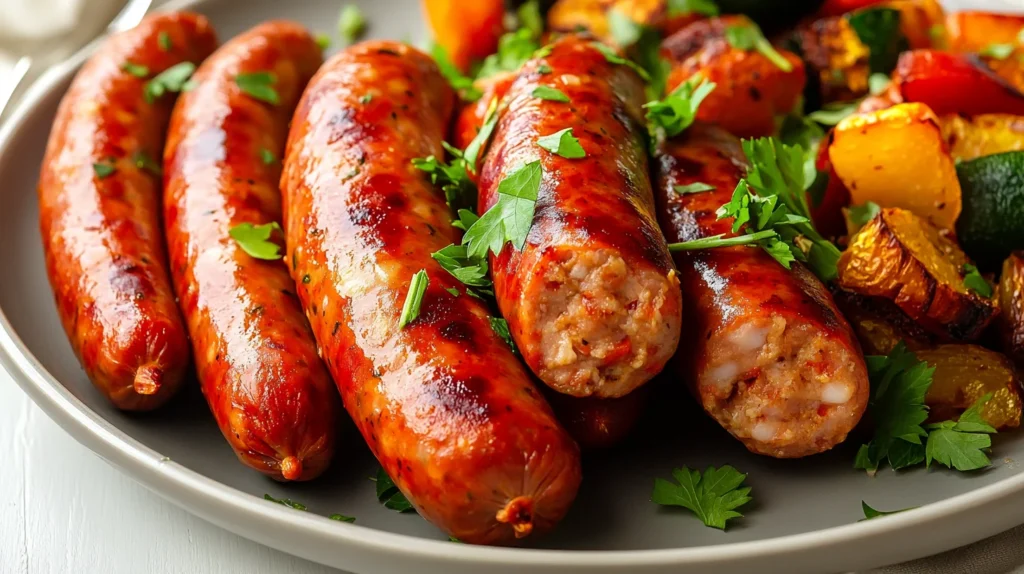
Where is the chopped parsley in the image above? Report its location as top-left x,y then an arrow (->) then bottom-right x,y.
667,0 -> 719,17
158,31 -> 172,52
651,465 -> 752,530
359,93 -> 373,104
925,394 -> 997,471
264,493 -> 307,510
412,152 -> 476,215
462,161 -> 542,258
517,0 -> 544,38
235,72 -> 279,105
431,243 -> 492,292
489,317 -> 517,353
846,7 -> 909,75
644,75 -> 716,148
133,150 -> 162,176
315,33 -> 331,51
847,201 -> 881,228
725,23 -> 793,72
121,61 -> 149,78
143,62 -> 196,103
807,101 -> 860,126
476,28 -> 541,80
463,98 -> 499,173
962,264 -> 993,298
980,43 -> 1015,60
93,160 -> 116,179
329,513 -> 356,523
338,5 -> 366,44
373,467 -> 416,513
609,8 -> 644,47
430,44 -> 482,101
674,182 -> 716,195
398,269 -> 429,328
869,72 -> 892,96
259,148 -> 275,165
591,41 -> 651,81
861,501 -> 916,521
537,128 -> 586,159
532,85 -> 569,102
229,222 -> 283,260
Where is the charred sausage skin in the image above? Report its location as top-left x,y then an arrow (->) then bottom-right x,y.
654,123 -> 869,458
479,35 -> 683,399
38,12 -> 217,411
163,21 -> 336,481
281,41 -> 582,544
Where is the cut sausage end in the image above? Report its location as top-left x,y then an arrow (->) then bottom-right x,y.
526,247 -> 682,398
495,496 -> 535,539
133,365 -> 163,396
701,313 -> 869,458
279,456 -> 303,481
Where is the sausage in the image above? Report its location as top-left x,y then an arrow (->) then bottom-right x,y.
653,123 -> 870,458
545,387 -> 649,449
163,22 -> 336,481
280,41 -> 582,544
478,35 -> 683,399
38,12 -> 217,411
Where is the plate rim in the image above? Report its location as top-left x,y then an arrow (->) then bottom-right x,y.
2,0 -> 1024,571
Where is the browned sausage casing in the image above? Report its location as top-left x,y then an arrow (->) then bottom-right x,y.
479,35 -> 683,399
654,123 -> 870,458
163,22 -> 336,481
281,41 -> 582,544
38,12 -> 217,411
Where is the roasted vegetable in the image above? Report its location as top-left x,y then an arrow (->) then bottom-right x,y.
662,16 -> 805,137
956,151 -> 1024,271
887,0 -> 945,50
837,208 -> 998,341
946,11 -> 1024,54
817,0 -> 886,17
940,114 -> 1024,162
546,0 -> 695,45
830,102 -> 961,230
832,288 -> 932,355
891,50 -> 1024,116
917,345 -> 1022,430
423,0 -> 505,70
791,14 -> 872,103
999,252 -> 1024,369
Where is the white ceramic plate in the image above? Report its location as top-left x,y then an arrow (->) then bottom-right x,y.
1,0 -> 1023,572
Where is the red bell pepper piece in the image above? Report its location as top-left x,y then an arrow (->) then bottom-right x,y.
809,139 -> 851,239
817,0 -> 888,17
893,50 -> 1024,116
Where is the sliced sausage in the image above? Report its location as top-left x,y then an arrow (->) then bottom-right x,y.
280,41 -> 582,544
38,12 -> 217,410
163,21 -> 336,481
653,123 -> 869,458
478,34 -> 683,399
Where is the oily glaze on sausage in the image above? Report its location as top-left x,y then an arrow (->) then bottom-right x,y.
38,12 -> 217,411
281,41 -> 582,544
478,35 -> 683,399
163,22 -> 336,481
654,123 -> 869,458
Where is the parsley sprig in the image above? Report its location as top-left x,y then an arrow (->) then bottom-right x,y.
373,467 -> 416,513
235,72 -> 279,105
725,23 -> 793,72
860,501 -> 916,521
652,465 -> 752,530
962,264 -> 993,298
144,62 -> 195,103
644,75 -> 716,149
230,222 -> 283,260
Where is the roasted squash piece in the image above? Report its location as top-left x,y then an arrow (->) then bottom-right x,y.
999,252 -> 1024,369
830,103 -> 961,230
422,0 -> 505,71
946,11 -> 1024,54
940,114 -> 1024,162
832,289 -> 932,355
837,208 -> 998,341
917,345 -> 1023,430
792,15 -> 871,103
662,16 -> 805,137
546,0 -> 697,46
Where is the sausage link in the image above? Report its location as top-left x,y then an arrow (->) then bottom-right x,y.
38,12 -> 217,411
281,41 -> 582,544
545,387 -> 649,449
654,123 -> 869,458
163,22 -> 335,481
478,35 -> 683,399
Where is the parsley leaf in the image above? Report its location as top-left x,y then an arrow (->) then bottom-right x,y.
229,222 -> 283,260
399,270 -> 429,328
517,0 -> 544,38
807,101 -> 860,126
462,161 -> 542,258
476,28 -> 541,80
373,467 -> 416,513
962,264 -> 993,298
980,43 -> 1014,60
121,61 -> 149,78
264,493 -> 307,510
463,98 -> 499,173
609,8 -> 644,47
329,513 -> 356,523
846,7 -> 909,75
430,44 -> 482,101
235,72 -> 279,105
675,182 -> 715,195
924,394 -> 997,471
591,42 -> 651,81
532,86 -> 570,102
133,150 -> 162,176
489,317 -> 517,353
315,33 -> 331,51
644,75 -> 716,146
725,24 -> 793,72
869,72 -> 892,96
861,501 -> 916,521
667,0 -> 719,17
93,160 -> 116,179
651,465 -> 752,530
431,243 -> 492,290
848,201 -> 881,228
144,62 -> 195,103
339,5 -> 366,44
158,31 -> 172,52
669,229 -> 779,252
412,151 -> 476,214
260,148 -> 275,165
537,128 -> 586,159
855,342 -> 934,473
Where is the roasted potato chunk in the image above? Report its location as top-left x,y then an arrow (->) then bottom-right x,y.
832,289 -> 932,355
662,16 -> 805,137
830,102 -> 962,230
837,208 -> 998,341
917,345 -> 1022,430
940,114 -> 1024,162
999,252 -> 1024,369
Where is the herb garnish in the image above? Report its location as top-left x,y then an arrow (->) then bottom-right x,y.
725,23 -> 793,72
229,222 -> 283,260
399,270 -> 429,328
537,128 -> 586,159
144,62 -> 196,103
651,465 -> 752,530
235,72 -> 279,105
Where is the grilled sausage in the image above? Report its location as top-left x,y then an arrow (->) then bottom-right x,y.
281,41 -> 582,544
545,387 -> 649,449
654,123 -> 869,458
478,35 -> 683,399
163,22 -> 336,481
38,12 -> 217,411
